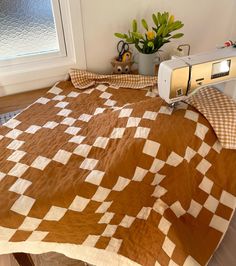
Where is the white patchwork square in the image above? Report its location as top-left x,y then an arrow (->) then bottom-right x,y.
132,167 -> 148,182
95,201 -> 113,213
98,212 -> 114,224
96,84 -> 108,91
7,150 -> 26,162
74,144 -> 91,158
85,170 -> 105,186
53,150 -> 72,165
213,141 -> 222,154
158,217 -> 171,235
36,97 -> 50,105
151,173 -> 166,186
183,256 -> 201,266
83,235 -> 100,247
19,217 -> 42,231
44,206 -> 67,221
210,215 -> 229,233
9,178 -> 32,194
8,163 -> 29,178
61,117 -> 76,126
31,156 -> 51,170
93,137 -> 109,149
25,125 -> 41,134
162,236 -> 176,257
0,172 -> 6,182
27,231 -> 48,241
195,123 -> 209,140
43,121 -> 59,129
106,238 -> 122,253
11,195 -> 35,216
100,92 -> 112,99
153,199 -> 168,215
150,158 -> 165,173
204,195 -> 219,213
134,127 -> 150,139
220,191 -> 236,209
198,142 -> 211,157
113,176 -> 130,191
110,128 -> 125,139
166,152 -> 183,167
69,135 -> 86,144
137,207 -> 152,220
159,106 -> 173,115
184,110 -> 199,122
83,88 -> 94,94
57,109 -> 72,117
104,99 -> 117,106
55,101 -> 69,108
196,159 -> 212,175
187,200 -> 202,218
48,86 -> 62,95
52,95 -> 66,101
184,147 -> 196,163
69,196 -> 90,212
65,126 -> 81,135
4,119 -> 21,129
143,111 -> 158,120
6,129 -> 22,139
102,224 -> 117,237
119,108 -> 133,118
78,114 -> 92,122
94,107 -> 106,115
7,140 -> 24,150
0,226 -> 16,241
120,215 -> 135,228
152,185 -> 167,198
80,158 -> 98,170
170,201 -> 186,217
126,117 -> 141,128
67,91 -> 79,98
199,176 -> 213,194
92,187 -> 111,202
143,140 -> 160,157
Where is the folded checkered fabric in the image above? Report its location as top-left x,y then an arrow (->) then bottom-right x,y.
186,87 -> 236,149
70,69 -> 158,90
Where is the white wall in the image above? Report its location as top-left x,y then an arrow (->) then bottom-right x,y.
81,0 -> 236,73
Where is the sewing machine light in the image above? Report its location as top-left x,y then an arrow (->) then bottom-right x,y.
211,59 -> 231,79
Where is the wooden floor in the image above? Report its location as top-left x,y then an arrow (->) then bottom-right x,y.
0,88 -> 49,114
0,253 -> 88,266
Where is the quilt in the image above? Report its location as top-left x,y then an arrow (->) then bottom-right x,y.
0,80 -> 235,266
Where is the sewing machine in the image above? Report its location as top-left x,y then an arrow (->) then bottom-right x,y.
158,47 -> 236,104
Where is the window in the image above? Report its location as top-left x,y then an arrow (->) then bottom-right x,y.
0,0 -> 86,95
0,0 -> 66,65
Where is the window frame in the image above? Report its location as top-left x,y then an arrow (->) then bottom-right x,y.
0,0 -> 87,96
0,0 -> 67,67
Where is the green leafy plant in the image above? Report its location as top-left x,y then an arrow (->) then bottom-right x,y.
115,12 -> 184,54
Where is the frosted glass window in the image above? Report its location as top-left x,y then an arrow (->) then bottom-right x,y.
0,0 -> 60,60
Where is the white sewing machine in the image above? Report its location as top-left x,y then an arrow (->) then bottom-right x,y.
158,47 -> 236,104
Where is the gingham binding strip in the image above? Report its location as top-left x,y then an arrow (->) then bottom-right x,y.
186,87 -> 236,149
69,69 -> 158,90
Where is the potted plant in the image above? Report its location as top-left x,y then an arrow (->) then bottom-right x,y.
115,12 -> 184,75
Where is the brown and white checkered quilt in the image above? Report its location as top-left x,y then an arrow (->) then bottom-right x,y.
0,81 -> 236,266
185,87 -> 236,150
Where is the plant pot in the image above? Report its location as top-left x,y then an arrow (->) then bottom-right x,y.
138,52 -> 160,76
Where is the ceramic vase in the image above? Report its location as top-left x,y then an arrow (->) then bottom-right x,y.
138,52 -> 160,76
